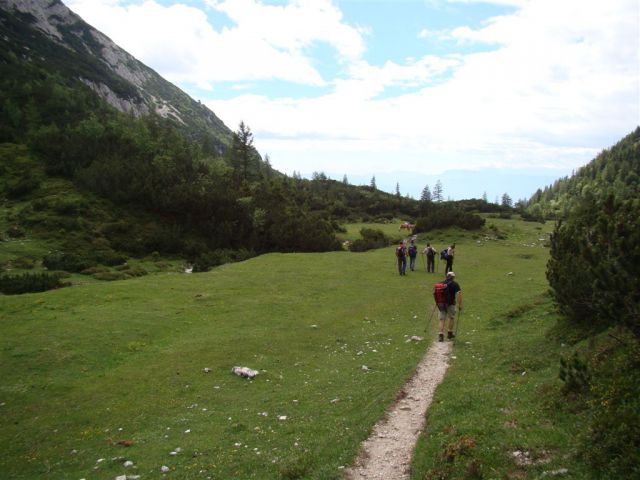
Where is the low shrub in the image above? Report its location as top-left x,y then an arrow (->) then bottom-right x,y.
350,228 -> 391,252
43,252 -> 95,272
92,271 -> 127,281
10,257 -> 36,269
0,272 -> 65,294
191,248 -> 254,272
580,338 -> 640,478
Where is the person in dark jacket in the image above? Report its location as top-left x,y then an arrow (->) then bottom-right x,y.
437,271 -> 462,341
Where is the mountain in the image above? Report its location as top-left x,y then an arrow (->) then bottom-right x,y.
0,0 -> 231,154
526,128 -> 640,219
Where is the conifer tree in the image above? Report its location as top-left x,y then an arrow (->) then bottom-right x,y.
433,180 -> 443,202
421,184 -> 432,202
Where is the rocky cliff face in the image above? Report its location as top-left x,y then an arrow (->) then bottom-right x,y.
0,0 -> 231,152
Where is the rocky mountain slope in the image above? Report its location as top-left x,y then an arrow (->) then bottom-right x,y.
0,0 -> 232,153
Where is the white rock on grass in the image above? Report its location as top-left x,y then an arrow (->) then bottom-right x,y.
123,460 -> 134,467
542,468 -> 569,477
160,465 -> 170,473
115,475 -> 127,480
203,367 -> 212,373
232,366 -> 259,379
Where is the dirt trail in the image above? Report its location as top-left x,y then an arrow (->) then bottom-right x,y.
345,341 -> 452,479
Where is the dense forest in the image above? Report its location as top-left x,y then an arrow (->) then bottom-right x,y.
543,129 -> 639,478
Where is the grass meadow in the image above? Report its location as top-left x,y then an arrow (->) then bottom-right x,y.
0,217 -> 587,479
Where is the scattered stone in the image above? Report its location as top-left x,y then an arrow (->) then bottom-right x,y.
361,365 -> 370,371
96,458 -> 105,464
184,429 -> 191,434
115,475 -> 127,480
310,324 -> 318,328
507,272 -> 514,276
330,398 -> 340,404
406,335 -> 424,343
123,460 -> 134,467
160,465 -> 170,473
232,366 -> 259,379
203,368 -> 212,373
278,415 -> 288,421
170,451 -> 178,456
542,468 -> 569,477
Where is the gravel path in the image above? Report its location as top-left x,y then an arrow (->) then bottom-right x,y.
345,341 -> 452,480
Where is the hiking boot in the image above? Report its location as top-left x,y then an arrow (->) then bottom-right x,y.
447,331 -> 455,340
438,333 -> 444,342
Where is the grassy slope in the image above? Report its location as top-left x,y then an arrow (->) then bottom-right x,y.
0,217 -> 581,479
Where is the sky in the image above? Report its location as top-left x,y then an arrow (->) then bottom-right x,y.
65,0 -> 640,202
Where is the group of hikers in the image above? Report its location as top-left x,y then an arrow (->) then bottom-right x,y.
395,239 -> 461,342
395,239 -> 456,275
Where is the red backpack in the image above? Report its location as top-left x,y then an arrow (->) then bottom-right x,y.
433,282 -> 448,305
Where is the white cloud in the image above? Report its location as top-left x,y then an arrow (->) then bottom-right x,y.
212,0 -> 638,177
67,0 -> 365,87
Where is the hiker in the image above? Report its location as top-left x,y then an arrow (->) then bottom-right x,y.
408,240 -> 418,271
423,243 -> 436,273
445,243 -> 455,274
396,241 -> 407,276
436,271 -> 462,341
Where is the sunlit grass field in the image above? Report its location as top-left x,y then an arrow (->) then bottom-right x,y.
1,217 -> 586,479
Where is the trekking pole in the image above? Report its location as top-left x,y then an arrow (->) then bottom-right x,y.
455,307 -> 462,339
425,305 -> 437,333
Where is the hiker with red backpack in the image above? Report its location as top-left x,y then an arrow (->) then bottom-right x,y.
396,241 -> 408,276
433,271 -> 462,341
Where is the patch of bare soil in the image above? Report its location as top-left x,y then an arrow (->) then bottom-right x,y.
345,341 -> 452,479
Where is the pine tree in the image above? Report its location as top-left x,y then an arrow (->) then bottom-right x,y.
433,180 -> 443,202
370,175 -> 377,190
395,182 -> 401,197
421,184 -> 432,203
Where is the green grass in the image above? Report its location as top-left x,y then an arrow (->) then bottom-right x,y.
0,218 -> 587,479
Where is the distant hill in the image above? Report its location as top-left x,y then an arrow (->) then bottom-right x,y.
526,128 -> 640,219
0,0 -> 231,154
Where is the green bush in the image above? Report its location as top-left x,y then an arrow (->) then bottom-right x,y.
559,352 -> 590,395
10,257 -> 36,269
43,252 -> 95,272
92,271 -> 127,281
350,228 -> 391,252
191,248 -> 254,272
580,341 -> 640,478
415,204 -> 485,233
0,272 -> 65,294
